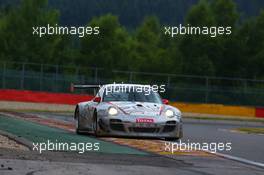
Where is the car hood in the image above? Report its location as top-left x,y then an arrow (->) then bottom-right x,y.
109,101 -> 162,116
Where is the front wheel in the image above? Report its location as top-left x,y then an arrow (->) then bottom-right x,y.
165,137 -> 180,141
165,128 -> 183,141
75,107 -> 82,134
93,113 -> 98,137
179,127 -> 183,138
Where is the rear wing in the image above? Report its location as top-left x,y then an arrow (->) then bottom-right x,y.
70,83 -> 101,95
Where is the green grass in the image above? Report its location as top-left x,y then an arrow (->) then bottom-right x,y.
184,116 -> 264,123
234,128 -> 264,134
0,115 -> 147,155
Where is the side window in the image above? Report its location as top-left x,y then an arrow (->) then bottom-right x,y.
97,87 -> 104,98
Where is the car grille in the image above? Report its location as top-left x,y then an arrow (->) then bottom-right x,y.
163,121 -> 177,133
110,119 -> 125,132
129,127 -> 159,133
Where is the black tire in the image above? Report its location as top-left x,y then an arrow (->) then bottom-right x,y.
165,137 -> 180,141
75,107 -> 82,134
165,128 -> 183,141
93,112 -> 98,137
179,127 -> 183,138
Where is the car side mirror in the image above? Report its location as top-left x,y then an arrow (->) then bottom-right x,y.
93,97 -> 101,103
162,99 -> 169,105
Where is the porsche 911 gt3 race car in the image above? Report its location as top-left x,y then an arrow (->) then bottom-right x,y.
73,84 -> 183,140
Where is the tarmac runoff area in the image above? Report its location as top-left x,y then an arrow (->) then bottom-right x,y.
0,111 -> 263,175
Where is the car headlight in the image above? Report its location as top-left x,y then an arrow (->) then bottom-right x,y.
165,109 -> 174,118
108,107 -> 118,116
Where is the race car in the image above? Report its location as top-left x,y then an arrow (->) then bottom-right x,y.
73,83 -> 183,140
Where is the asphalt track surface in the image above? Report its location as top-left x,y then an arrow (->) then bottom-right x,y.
29,112 -> 264,163
183,121 -> 264,164
0,111 -> 263,175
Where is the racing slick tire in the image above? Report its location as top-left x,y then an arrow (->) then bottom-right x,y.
165,137 -> 180,141
75,107 -> 82,135
165,127 -> 183,141
93,112 -> 99,137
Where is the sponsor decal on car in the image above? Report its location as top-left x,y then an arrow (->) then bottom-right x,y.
136,118 -> 154,123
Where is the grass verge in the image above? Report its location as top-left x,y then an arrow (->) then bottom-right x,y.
184,116 -> 264,123
233,127 -> 264,134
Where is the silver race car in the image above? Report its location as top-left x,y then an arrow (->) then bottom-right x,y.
73,84 -> 183,140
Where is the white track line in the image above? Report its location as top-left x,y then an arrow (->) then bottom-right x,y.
167,140 -> 264,169
207,151 -> 264,169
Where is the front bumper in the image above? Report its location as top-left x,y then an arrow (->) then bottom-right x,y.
97,116 -> 183,138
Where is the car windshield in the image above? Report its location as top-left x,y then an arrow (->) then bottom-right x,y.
103,86 -> 162,104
